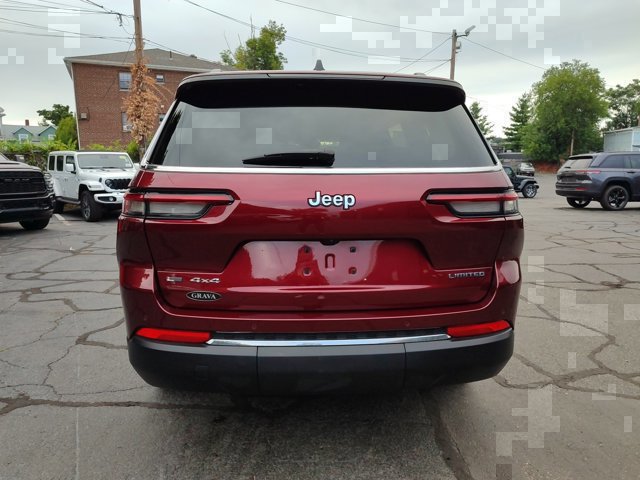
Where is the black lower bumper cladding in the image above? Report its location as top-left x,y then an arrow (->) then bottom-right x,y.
129,329 -> 513,395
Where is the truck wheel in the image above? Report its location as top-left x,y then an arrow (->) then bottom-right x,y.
80,191 -> 103,222
19,218 -> 50,230
567,198 -> 590,208
600,185 -> 629,211
522,183 -> 537,198
53,199 -> 64,214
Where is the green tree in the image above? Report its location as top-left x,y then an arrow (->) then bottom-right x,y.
55,116 -> 77,145
468,101 -> 493,137
504,93 -> 532,151
221,21 -> 287,70
37,104 -> 72,126
523,60 -> 607,162
605,79 -> 640,130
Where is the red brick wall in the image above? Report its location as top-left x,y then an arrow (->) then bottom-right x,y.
72,63 -> 195,148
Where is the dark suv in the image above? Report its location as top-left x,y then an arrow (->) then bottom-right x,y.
0,153 -> 54,230
556,152 -> 640,210
117,71 -> 524,395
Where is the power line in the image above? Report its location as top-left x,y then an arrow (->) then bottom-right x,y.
423,59 -> 450,76
275,0 -> 449,35
462,37 -> 545,70
183,0 -> 449,64
394,35 -> 451,73
0,16 -> 131,40
0,26 -> 131,42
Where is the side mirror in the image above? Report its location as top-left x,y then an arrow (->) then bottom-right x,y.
64,163 -> 76,173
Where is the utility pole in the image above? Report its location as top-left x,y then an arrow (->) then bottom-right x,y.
132,0 -> 143,63
449,25 -> 476,80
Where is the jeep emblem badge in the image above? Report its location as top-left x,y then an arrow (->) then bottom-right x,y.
186,291 -> 222,301
308,191 -> 356,210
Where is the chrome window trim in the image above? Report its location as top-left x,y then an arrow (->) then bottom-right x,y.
142,165 -> 501,175
206,332 -> 450,347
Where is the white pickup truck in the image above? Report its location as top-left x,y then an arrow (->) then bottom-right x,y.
47,151 -> 137,221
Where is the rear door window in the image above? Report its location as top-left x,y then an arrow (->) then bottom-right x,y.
600,155 -> 628,169
56,155 -> 63,171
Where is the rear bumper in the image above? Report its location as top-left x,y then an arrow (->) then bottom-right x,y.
128,328 -> 513,394
555,184 -> 598,199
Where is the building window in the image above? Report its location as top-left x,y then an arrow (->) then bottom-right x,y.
18,133 -> 29,143
121,112 -> 133,132
48,134 -> 55,141
119,71 -> 132,90
155,73 -> 165,84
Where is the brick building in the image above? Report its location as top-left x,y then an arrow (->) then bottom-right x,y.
64,48 -> 232,148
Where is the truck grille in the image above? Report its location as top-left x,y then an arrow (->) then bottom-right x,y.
106,178 -> 131,190
0,171 -> 46,196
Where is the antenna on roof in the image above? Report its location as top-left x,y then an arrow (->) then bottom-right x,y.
313,59 -> 325,71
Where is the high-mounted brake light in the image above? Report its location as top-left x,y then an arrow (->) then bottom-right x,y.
122,192 -> 234,219
447,320 -> 511,338
427,192 -> 519,217
136,327 -> 211,344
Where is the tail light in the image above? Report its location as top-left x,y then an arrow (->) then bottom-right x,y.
122,192 -> 234,219
447,320 -> 511,338
426,191 -> 519,217
135,327 -> 211,344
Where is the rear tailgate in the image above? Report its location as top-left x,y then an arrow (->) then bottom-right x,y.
139,170 -> 508,312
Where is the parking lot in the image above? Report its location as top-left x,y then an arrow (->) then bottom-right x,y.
0,173 -> 639,480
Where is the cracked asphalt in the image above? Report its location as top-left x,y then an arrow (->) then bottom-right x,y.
1,174 -> 639,480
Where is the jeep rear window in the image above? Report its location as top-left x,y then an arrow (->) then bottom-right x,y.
565,158 -> 593,169
150,79 -> 495,169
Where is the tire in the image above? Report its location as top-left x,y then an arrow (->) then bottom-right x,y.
521,183 -> 537,198
19,218 -> 50,230
80,191 -> 103,222
567,198 -> 591,208
599,185 -> 629,211
52,199 -> 64,214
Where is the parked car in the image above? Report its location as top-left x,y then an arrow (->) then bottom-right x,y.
555,152 -> 640,210
47,151 -> 136,221
503,165 -> 539,198
0,153 -> 54,230
117,71 -> 524,395
516,161 -> 535,176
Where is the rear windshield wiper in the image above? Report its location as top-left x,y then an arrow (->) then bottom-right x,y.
241,151 -> 335,167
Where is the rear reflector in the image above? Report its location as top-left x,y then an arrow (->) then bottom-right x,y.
136,327 -> 210,344
446,320 -> 511,338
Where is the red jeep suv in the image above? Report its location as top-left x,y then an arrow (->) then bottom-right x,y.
117,71 -> 523,394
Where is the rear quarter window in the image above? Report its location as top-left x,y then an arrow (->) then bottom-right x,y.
149,78 -> 496,170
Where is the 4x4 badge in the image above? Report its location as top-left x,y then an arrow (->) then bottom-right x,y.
186,291 -> 222,301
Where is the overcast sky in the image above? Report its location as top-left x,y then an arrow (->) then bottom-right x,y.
1,0 -> 638,135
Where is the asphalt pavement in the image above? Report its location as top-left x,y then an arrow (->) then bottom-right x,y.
0,173 -> 638,480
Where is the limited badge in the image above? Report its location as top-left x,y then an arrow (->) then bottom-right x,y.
186,291 -> 222,301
